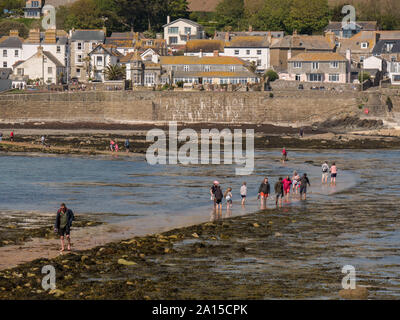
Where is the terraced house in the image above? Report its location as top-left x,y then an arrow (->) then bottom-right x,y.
69,29 -> 106,82
0,30 -> 23,69
287,52 -> 349,83
160,55 -> 258,85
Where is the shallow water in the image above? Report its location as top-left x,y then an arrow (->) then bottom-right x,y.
0,149 -> 400,298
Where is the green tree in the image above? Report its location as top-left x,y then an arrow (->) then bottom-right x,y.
249,0 -> 292,32
0,20 -> 28,38
359,71 -> 370,83
263,69 -> 279,82
215,0 -> 246,30
285,0 -> 329,34
104,64 -> 126,80
0,0 -> 25,16
167,0 -> 189,21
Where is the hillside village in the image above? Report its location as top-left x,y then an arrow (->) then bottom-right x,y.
1,0 -> 400,92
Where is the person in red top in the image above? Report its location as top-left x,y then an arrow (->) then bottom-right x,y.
10,131 -> 14,142
281,147 -> 288,163
282,176 -> 292,201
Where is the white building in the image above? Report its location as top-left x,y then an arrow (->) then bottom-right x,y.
0,30 -> 23,69
88,44 -> 122,82
163,17 -> 205,46
388,61 -> 400,85
22,29 -> 68,68
12,46 -> 65,85
222,36 -> 270,73
363,56 -> 385,72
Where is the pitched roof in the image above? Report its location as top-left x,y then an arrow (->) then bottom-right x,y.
377,31 -> 400,40
325,21 -> 377,31
0,36 -> 23,48
270,35 -> 335,50
226,36 -> 269,48
0,68 -> 12,80
162,18 -> 202,28
105,32 -> 136,48
288,52 -> 347,62
70,30 -> 105,41
173,71 -> 255,78
89,44 -> 122,57
160,56 -> 246,65
372,39 -> 400,55
185,39 -> 225,53
43,51 -> 64,67
338,31 -> 376,53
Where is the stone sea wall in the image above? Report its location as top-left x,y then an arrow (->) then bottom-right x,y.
0,90 -> 396,127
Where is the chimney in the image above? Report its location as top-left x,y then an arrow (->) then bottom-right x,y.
37,46 -> 44,57
9,30 -> 19,37
28,29 -> 41,43
213,50 -> 219,57
293,29 -> 298,36
167,16 -> 170,24
199,49 -> 203,58
346,48 -> 351,62
225,32 -> 230,42
267,31 -> 272,44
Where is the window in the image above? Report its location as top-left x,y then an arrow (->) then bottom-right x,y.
330,61 -> 339,68
17,68 -> 24,76
295,74 -> 301,81
204,65 -> 210,72
230,66 -> 235,72
56,46 -> 61,53
393,75 -> 400,82
3,50 -> 7,57
309,73 -> 322,82
168,27 -> 179,34
246,50 -> 250,55
257,50 -> 262,55
77,42 -> 82,50
312,62 -> 319,69
294,62 -> 302,68
48,67 -> 53,74
77,55 -> 82,63
184,27 -> 191,34
257,59 -> 261,66
385,42 -> 394,53
360,56 -> 365,62
169,37 -> 178,44
96,56 -> 103,66
361,42 -> 368,49
184,65 -> 189,71
43,57 -> 47,63
3,62 -> 7,68
329,74 -> 340,82
32,1 -> 39,7
76,68 -> 81,76
234,50 -> 239,55
92,43 -> 97,50
14,50 -> 19,57
392,56 -> 396,62
145,73 -> 155,85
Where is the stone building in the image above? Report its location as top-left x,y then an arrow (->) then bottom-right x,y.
286,52 -> 349,84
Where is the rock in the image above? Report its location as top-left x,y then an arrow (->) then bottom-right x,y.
192,233 -> 199,238
121,239 -> 136,245
24,283 -> 31,287
117,258 -> 137,266
268,221 -> 273,224
81,255 -> 89,263
49,289 -> 65,298
126,281 -> 134,286
220,234 -> 230,240
2,240 -> 10,245
168,235 -> 178,239
139,253 -> 145,259
64,275 -> 73,280
27,273 -> 35,277
339,287 -> 369,300
36,290 -> 43,294
6,224 -> 16,229
144,295 -> 151,300
164,248 -> 171,253
274,232 -> 282,237
253,223 -> 260,228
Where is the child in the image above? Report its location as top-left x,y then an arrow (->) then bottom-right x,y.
300,173 -> 311,200
330,162 -> 337,185
240,182 -> 247,206
292,171 -> 300,194
115,143 -> 119,152
225,187 -> 233,209
274,177 -> 284,207
281,147 -> 288,163
322,161 -> 329,184
110,140 -> 115,151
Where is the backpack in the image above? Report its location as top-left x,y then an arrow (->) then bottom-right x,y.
322,164 -> 329,173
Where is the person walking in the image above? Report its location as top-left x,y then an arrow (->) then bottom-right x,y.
275,177 -> 284,207
321,161 -> 329,184
124,138 -> 130,153
110,140 -> 115,152
225,187 -> 233,210
240,182 -> 247,206
10,130 -> 14,142
281,147 -> 288,163
300,173 -> 311,200
41,136 -> 46,146
210,181 -> 223,211
283,175 -> 292,201
54,203 -> 75,253
330,162 -> 338,185
258,177 -> 270,209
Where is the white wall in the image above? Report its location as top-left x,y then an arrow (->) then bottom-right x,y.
23,43 -> 67,66
164,20 -> 203,46
222,47 -> 270,72
0,47 -> 22,69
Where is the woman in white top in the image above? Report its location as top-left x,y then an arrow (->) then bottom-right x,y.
240,182 -> 247,206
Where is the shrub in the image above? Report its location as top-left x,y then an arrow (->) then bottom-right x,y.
359,72 -> 370,83
263,70 -> 279,82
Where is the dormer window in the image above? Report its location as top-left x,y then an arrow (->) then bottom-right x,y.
385,42 -> 394,53
361,42 -> 368,49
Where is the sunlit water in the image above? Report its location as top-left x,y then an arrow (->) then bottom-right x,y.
1,149 -> 400,298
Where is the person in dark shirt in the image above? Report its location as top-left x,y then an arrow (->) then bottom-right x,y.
54,203 -> 75,253
274,177 -> 284,207
300,173 -> 311,200
258,177 -> 270,209
210,181 -> 223,211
